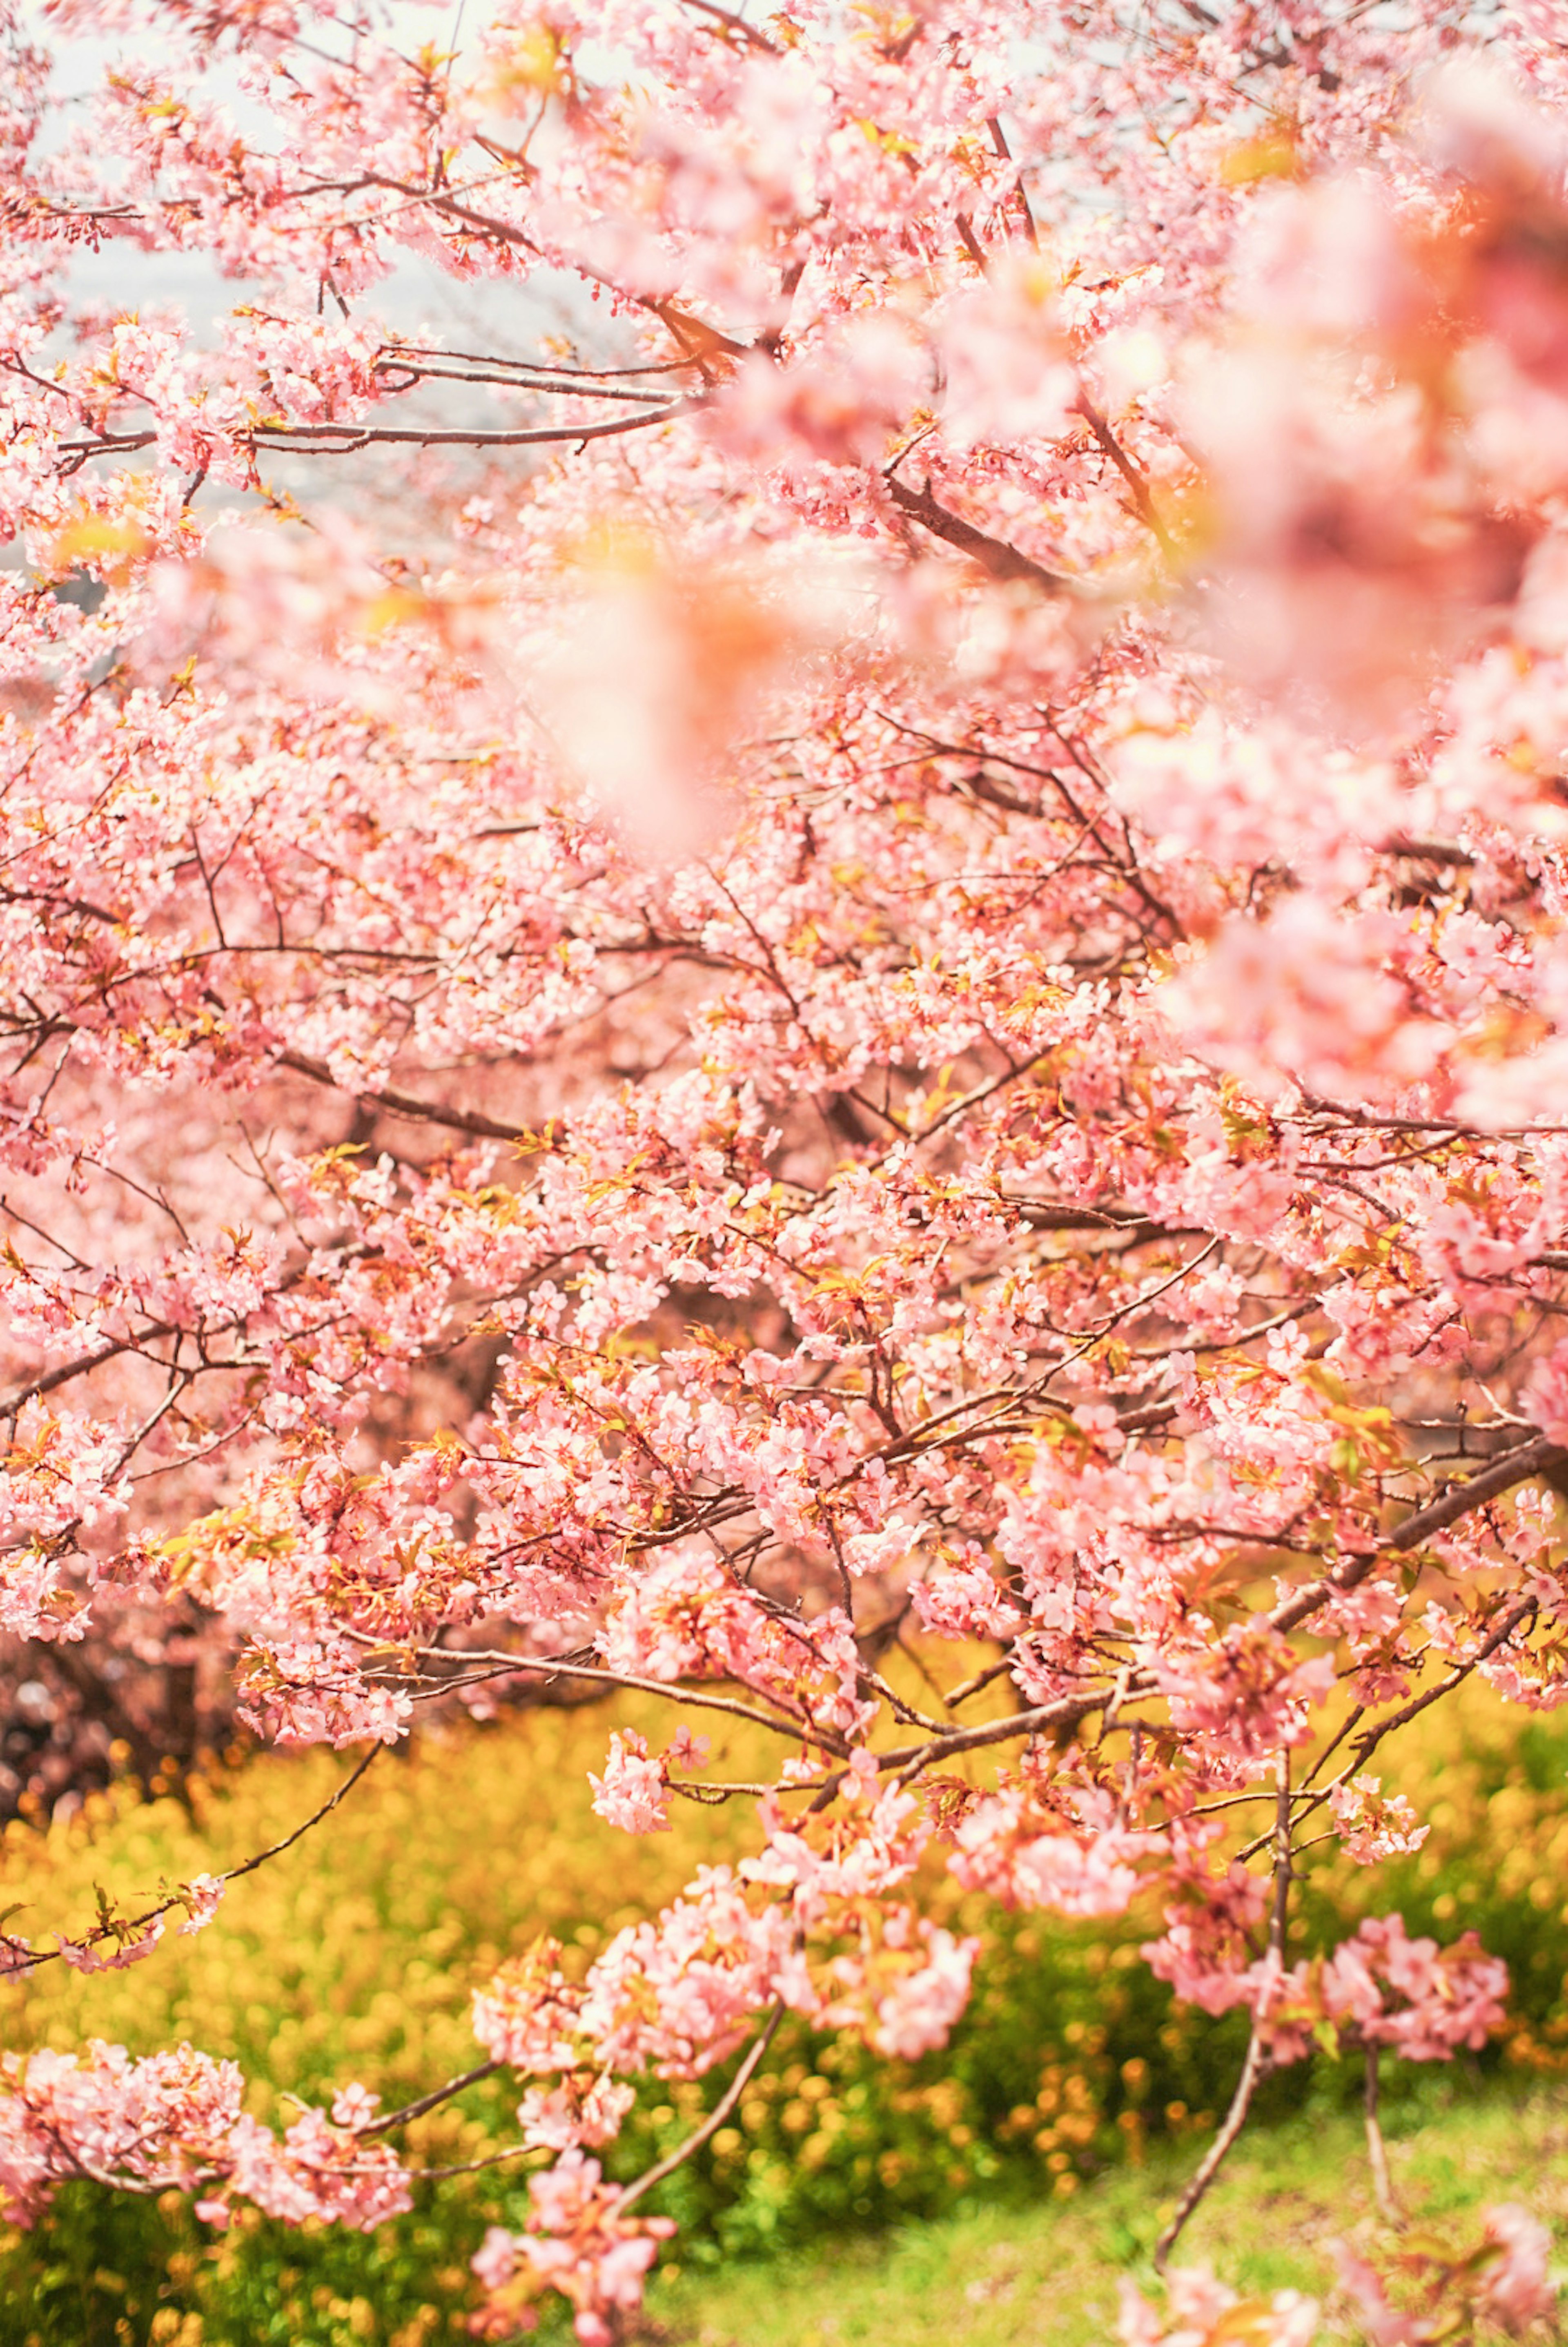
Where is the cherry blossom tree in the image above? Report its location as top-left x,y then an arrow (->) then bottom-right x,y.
4,0 -> 1568,2336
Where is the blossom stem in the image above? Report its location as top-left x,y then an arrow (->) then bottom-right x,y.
1154,1760 -> 1292,2272
1363,2045 -> 1400,2225
609,2002 -> 785,2219
357,2059 -> 504,2140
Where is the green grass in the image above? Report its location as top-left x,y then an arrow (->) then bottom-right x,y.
646,2079 -> 1568,2346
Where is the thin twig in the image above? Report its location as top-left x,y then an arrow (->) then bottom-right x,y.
403,2142 -> 534,2180
375,1640 -> 820,1744
610,2001 -> 785,2217
9,1743 -> 381,1977
1239,1593 -> 1539,1862
222,1742 -> 382,1885
276,1050 -> 531,1143
1155,1756 -> 1292,2271
359,2057 -> 504,2138
1363,2043 -> 1401,2225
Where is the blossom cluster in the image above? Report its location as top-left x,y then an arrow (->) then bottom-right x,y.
0,2044 -> 408,2232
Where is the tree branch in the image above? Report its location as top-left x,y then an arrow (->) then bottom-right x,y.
610,2001 -> 785,2216
1154,1758 -> 1292,2270
1266,1435 -> 1568,1639
1076,394 -> 1178,561
358,2057 -> 504,2138
276,1051 -> 531,1144
1363,2044 -> 1401,2224
10,1743 -> 381,1977
58,405 -> 693,470
883,475 -> 1085,596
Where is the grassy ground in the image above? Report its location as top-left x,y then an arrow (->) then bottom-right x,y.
645,2081 -> 1568,2345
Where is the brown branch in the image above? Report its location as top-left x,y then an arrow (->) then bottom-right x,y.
941,1655 -> 1017,1708
1387,1436 -> 1567,1546
372,359 -> 674,403
0,1238 -> 379,1418
1265,1436 -> 1568,1639
10,1744 -> 381,1978
375,1640 -> 830,1746
1076,394 -> 1178,561
221,1741 -> 383,1885
378,343 -> 693,384
1363,2044 -> 1401,2224
610,2001 -> 785,2216
402,2142 -> 534,2179
871,1682 -> 1126,1779
678,0 -> 781,51
875,1441 -> 1552,1787
1349,1594 -> 1537,1757
250,406 -> 691,453
984,114 -> 1039,249
1154,1759 -> 1292,2270
58,406 -> 692,469
1235,1592 -> 1542,1867
275,1051 -> 530,1144
358,2057 -> 503,2138
1,1325 -> 177,1416
883,475 -> 1085,596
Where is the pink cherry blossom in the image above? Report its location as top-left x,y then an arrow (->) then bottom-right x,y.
1118,2268 -> 1320,2347
1329,1779 -> 1430,1867
1478,2204 -> 1557,2333
0,0 -> 1566,2330
589,1729 -> 672,1836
